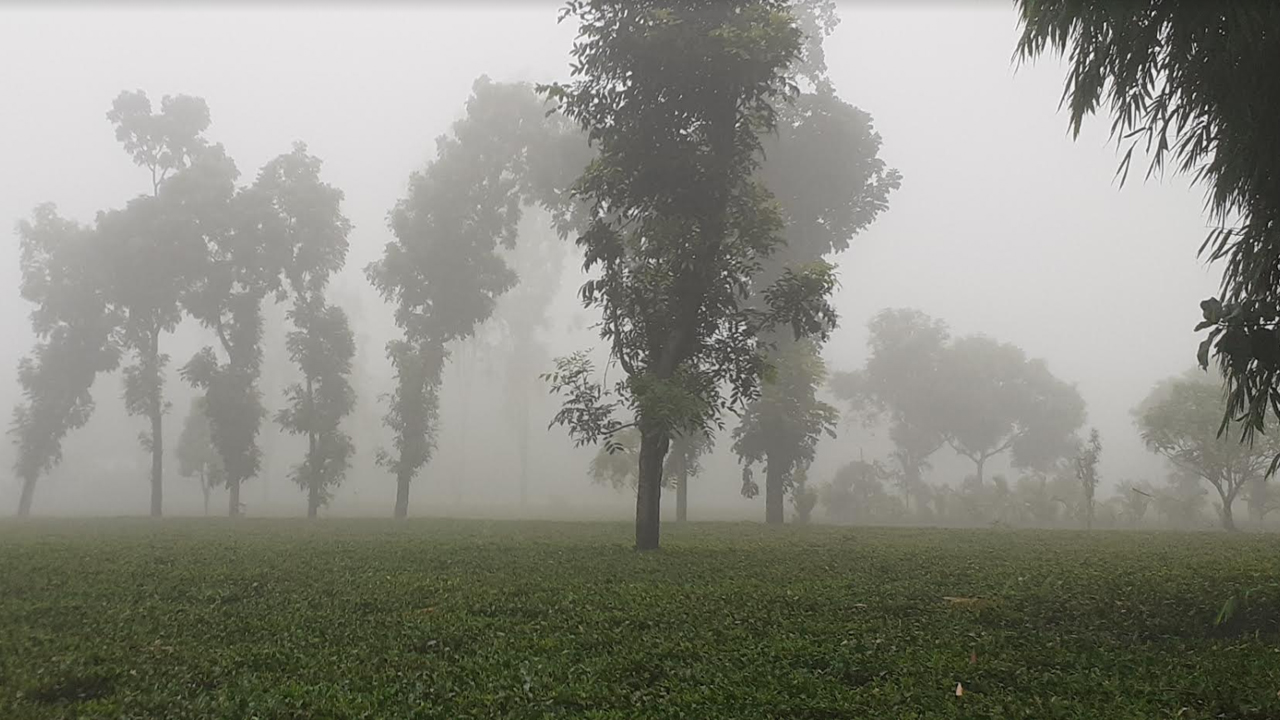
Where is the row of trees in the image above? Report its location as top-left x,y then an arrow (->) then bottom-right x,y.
13,93 -> 356,517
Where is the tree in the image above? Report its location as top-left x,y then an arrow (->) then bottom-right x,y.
179,143 -> 289,517
368,77 -> 583,518
736,12 -> 900,524
934,335 -> 1086,484
831,309 -> 950,511
176,396 -> 223,515
10,206 -> 122,516
1135,370 -> 1280,531
259,144 -> 356,518
1013,4 -> 1280,459
543,0 -> 839,550
1074,427 -> 1102,530
102,90 -> 212,517
733,339 -> 838,523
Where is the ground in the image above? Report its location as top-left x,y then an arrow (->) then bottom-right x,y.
1,520 -> 1279,719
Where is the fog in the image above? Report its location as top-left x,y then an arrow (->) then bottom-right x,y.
0,3 -> 1220,521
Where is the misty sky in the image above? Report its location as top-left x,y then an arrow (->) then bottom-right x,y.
0,3 -> 1221,507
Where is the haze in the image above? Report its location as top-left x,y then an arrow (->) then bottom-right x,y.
0,3 -> 1219,519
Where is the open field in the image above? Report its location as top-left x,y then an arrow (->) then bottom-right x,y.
2,520 -> 1279,719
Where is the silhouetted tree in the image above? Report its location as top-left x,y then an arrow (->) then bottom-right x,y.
179,143 -> 289,517
176,396 -> 223,515
101,90 -> 213,516
10,206 -> 121,516
259,144 -> 356,518
367,77 -> 583,518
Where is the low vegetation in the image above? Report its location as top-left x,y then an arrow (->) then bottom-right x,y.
2,520 -> 1278,719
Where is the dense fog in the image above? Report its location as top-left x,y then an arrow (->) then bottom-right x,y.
0,4 -> 1226,525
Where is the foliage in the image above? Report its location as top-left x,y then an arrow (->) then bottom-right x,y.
178,142 -> 291,516
276,302 -> 356,514
175,397 -> 224,515
543,0 -> 839,548
261,143 -> 356,516
9,206 -> 122,515
3,520 -> 1279,718
1135,369 -> 1280,531
1014,3 -> 1280,461
833,309 -> 1086,490
367,76 -> 584,517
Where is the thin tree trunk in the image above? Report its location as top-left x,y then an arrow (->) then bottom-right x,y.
394,470 -> 411,519
765,459 -> 785,525
635,429 -> 668,551
17,474 -> 37,517
306,376 -> 319,519
149,332 -> 164,518
974,456 -> 986,486
228,478 -> 241,518
676,470 -> 688,523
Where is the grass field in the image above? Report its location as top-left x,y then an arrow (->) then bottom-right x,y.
2,520 -> 1279,719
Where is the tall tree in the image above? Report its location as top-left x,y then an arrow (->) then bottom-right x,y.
1074,427 -> 1102,530
733,339 -> 838,523
543,0 -> 838,550
1014,4 -> 1280,457
179,144 -> 289,517
737,47 -> 900,524
367,77 -> 583,518
10,206 -> 121,516
1135,370 -> 1280,531
258,144 -> 356,518
102,90 -> 212,517
176,396 -> 223,516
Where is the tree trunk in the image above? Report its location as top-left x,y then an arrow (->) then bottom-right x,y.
228,478 -> 241,518
676,469 -> 688,523
307,481 -> 320,519
635,429 -> 668,551
1218,486 -> 1239,532
306,376 -> 319,520
765,459 -> 785,525
200,471 -> 210,517
974,455 -> 986,486
17,474 -> 37,517
394,470 -> 411,519
148,333 -> 164,518
150,403 -> 163,517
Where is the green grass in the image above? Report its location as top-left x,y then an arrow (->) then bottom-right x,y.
2,520 -> 1279,719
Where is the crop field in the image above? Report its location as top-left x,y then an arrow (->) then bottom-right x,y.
2,520 -> 1279,719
